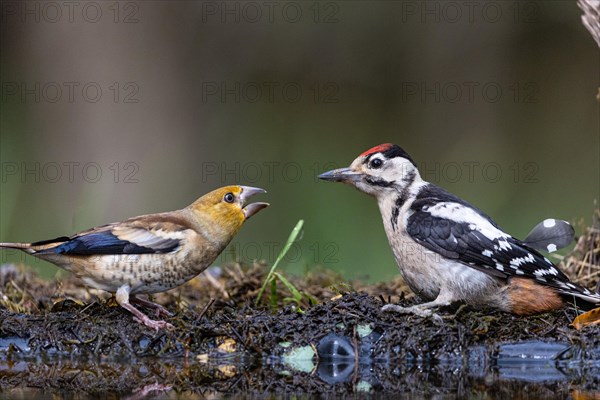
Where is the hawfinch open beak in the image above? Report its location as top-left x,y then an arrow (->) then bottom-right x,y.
239,186 -> 269,219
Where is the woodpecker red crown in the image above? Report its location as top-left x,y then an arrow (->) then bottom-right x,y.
358,143 -> 417,166
359,143 -> 394,157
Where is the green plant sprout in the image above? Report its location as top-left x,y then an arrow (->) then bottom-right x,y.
256,220 -> 316,310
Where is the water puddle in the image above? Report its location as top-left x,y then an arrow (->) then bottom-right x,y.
1,271 -> 599,398
1,335 -> 598,399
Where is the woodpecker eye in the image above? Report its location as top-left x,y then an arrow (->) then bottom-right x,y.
369,158 -> 384,169
223,193 -> 235,203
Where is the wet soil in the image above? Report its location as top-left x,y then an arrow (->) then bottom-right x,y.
1,261 -> 599,399
1,212 -> 599,398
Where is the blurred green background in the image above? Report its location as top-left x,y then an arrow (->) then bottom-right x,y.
1,1 -> 598,282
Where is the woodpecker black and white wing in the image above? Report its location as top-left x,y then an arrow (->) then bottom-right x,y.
406,185 -> 599,304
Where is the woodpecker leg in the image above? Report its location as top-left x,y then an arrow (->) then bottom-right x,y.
382,296 -> 452,323
131,295 -> 174,318
116,286 -> 174,331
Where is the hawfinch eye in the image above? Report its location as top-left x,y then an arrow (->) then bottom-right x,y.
223,193 -> 235,203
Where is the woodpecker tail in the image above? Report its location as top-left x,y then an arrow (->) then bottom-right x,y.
559,285 -> 600,311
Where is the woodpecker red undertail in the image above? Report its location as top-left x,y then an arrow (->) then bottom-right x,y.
319,143 -> 599,318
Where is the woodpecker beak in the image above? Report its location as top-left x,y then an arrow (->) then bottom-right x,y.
318,167 -> 361,183
239,186 -> 269,219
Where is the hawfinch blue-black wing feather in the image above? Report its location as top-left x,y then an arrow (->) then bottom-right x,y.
35,221 -> 184,256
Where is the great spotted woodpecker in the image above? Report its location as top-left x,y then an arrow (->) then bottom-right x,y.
319,143 -> 599,317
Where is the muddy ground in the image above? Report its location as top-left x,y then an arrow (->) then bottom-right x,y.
0,212 -> 599,398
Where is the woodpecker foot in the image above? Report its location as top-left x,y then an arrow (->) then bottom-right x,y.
381,304 -> 444,324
